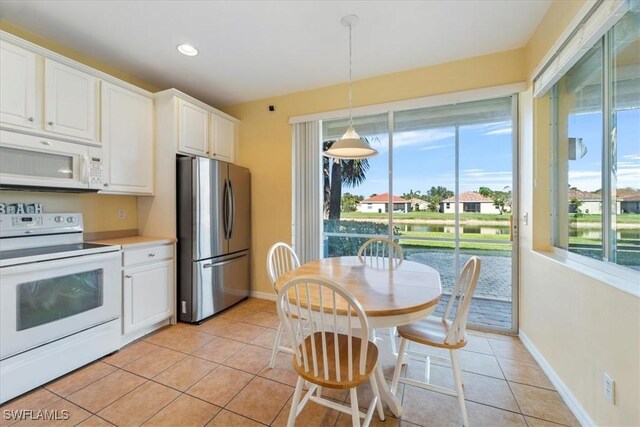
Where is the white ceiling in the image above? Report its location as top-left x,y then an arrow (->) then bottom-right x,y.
0,0 -> 552,108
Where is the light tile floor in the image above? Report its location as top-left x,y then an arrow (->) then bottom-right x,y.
1,298 -> 579,427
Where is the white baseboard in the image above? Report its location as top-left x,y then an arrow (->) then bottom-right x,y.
519,330 -> 595,427
249,290 -> 276,301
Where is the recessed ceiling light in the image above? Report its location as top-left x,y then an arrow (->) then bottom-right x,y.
177,44 -> 198,56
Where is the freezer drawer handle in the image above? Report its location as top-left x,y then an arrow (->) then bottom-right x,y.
202,253 -> 247,269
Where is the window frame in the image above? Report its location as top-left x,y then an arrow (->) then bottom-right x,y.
549,18 -> 639,291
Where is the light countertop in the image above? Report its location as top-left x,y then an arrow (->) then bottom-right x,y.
91,236 -> 175,249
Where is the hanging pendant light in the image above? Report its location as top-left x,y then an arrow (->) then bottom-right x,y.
323,15 -> 379,160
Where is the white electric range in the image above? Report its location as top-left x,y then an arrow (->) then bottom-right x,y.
0,213 -> 122,403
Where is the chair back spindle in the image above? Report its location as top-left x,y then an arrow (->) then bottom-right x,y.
267,242 -> 301,290
277,275 -> 371,383
442,256 -> 481,345
357,237 -> 404,269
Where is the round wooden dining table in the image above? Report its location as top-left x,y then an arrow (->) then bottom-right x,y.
274,256 -> 442,417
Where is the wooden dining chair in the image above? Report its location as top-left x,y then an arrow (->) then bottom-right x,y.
357,237 -> 404,354
357,237 -> 403,269
276,275 -> 385,427
266,242 -> 301,368
390,256 -> 481,427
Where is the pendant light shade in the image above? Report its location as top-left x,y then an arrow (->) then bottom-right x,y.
325,126 -> 377,159
323,15 -> 378,160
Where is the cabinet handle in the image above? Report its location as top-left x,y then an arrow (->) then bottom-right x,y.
125,274 -> 132,278
48,121 -> 54,126
148,253 -> 156,257
104,183 -> 110,187
40,140 -> 52,146
28,117 -> 34,122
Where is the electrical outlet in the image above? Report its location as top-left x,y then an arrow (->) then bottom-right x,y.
604,373 -> 615,404
117,208 -> 126,220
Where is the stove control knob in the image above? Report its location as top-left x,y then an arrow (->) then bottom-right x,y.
67,216 -> 75,223
55,216 -> 63,223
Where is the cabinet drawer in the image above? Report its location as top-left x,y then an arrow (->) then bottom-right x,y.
123,244 -> 173,266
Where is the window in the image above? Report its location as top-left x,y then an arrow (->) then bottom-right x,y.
321,95 -> 518,331
552,6 -> 640,272
463,202 -> 481,213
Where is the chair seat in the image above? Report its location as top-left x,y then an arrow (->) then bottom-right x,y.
397,316 -> 467,349
294,332 -> 378,390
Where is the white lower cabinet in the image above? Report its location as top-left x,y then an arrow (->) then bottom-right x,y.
122,244 -> 174,337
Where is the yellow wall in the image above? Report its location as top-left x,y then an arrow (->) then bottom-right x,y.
224,1 -> 639,424
0,22 -> 158,234
525,0 -> 587,77
223,48 -> 526,296
0,192 -> 138,233
519,1 -> 640,426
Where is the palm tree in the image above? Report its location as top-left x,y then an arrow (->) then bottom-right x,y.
323,140 -> 370,220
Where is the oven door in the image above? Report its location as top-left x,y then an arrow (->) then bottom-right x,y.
0,251 -> 120,360
0,130 -> 103,191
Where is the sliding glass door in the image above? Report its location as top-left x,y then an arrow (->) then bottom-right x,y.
322,113 -> 390,257
321,95 -> 518,333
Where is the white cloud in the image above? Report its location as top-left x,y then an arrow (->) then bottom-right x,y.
420,143 -> 453,152
459,169 -> 512,191
484,127 -> 512,136
568,170 -> 601,179
393,129 -> 455,149
622,154 -> 640,160
568,170 -> 601,191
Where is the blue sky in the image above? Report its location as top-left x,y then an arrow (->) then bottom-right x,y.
338,110 -> 639,198
342,120 -> 514,198
568,109 -> 640,191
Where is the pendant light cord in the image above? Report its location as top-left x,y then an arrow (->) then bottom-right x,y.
348,22 -> 353,129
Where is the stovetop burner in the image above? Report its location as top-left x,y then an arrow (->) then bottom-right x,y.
0,213 -> 121,267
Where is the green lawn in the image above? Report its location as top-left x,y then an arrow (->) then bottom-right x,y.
397,230 -> 511,251
570,214 -> 640,224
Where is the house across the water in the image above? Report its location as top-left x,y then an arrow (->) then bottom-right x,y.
356,193 -> 411,213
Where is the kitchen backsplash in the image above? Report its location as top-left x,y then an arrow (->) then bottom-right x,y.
0,191 -> 138,233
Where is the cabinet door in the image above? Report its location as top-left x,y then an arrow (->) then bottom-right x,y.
177,99 -> 209,156
123,260 -> 173,335
44,58 -> 96,140
101,82 -> 153,194
0,41 -> 37,129
210,114 -> 235,162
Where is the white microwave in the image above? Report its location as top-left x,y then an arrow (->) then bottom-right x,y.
0,131 -> 103,191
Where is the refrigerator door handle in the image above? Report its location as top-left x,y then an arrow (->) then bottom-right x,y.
225,179 -> 233,240
222,179 -> 229,239
228,180 -> 235,239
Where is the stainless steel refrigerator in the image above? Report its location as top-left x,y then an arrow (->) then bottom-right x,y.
177,157 -> 251,323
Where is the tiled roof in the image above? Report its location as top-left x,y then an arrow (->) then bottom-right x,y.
409,198 -> 427,204
360,193 -> 408,203
442,192 -> 493,203
568,188 -> 600,201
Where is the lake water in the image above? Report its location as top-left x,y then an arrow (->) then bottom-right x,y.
399,223 -> 640,241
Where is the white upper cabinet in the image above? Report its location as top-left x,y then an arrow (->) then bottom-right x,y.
101,82 -> 153,195
178,99 -> 209,157
0,41 -> 37,129
44,58 -> 97,141
210,114 -> 235,163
